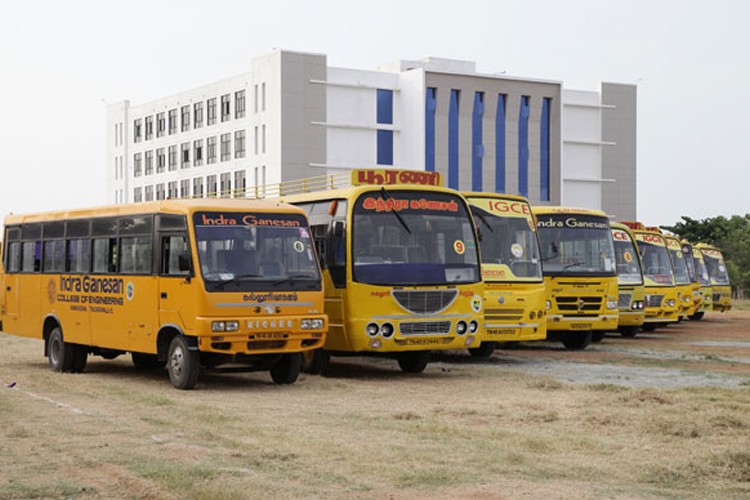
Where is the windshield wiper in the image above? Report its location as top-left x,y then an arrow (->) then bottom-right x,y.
470,207 -> 494,233
205,273 -> 262,287
380,187 -> 412,234
272,274 -> 317,286
562,261 -> 584,270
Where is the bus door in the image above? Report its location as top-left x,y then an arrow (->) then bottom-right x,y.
157,230 -> 194,339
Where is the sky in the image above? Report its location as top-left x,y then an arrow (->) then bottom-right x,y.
1,0 -> 748,227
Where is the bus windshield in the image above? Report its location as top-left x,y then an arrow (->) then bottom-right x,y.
668,246 -> 691,285
612,230 -> 643,286
682,245 -> 697,282
536,214 -> 616,277
193,212 -> 321,292
702,251 -> 730,285
470,205 -> 542,282
636,240 -> 674,285
351,189 -> 480,286
693,252 -> 711,286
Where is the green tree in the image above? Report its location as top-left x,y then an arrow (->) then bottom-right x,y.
662,215 -> 750,297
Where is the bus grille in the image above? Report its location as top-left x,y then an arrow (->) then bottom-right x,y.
555,296 -> 602,316
399,321 -> 452,335
484,308 -> 524,322
645,294 -> 664,308
392,290 -> 458,314
618,293 -> 632,309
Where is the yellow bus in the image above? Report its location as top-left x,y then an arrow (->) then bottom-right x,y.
689,244 -> 713,320
532,207 -> 618,350
281,170 -> 484,373
621,222 -> 679,331
680,240 -> 705,320
610,222 -> 645,337
463,192 -> 545,356
663,233 -> 696,319
696,243 -> 732,312
1,199 -> 327,389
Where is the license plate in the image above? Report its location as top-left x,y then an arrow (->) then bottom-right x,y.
486,328 -> 517,336
570,323 -> 591,330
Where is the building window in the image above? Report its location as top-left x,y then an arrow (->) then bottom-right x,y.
144,151 -> 153,175
156,147 -> 165,173
448,89 -> 460,190
221,94 -> 231,122
235,90 -> 246,118
377,130 -> 393,165
262,82 -> 266,111
207,98 -> 217,126
207,174 -> 217,197
181,142 -> 190,168
134,152 -> 142,177
471,92 -> 485,191
180,179 -> 190,198
235,129 -> 246,158
193,177 -> 203,198
156,183 -> 165,200
181,105 -> 190,132
234,170 -> 246,197
220,172 -> 231,197
156,112 -> 165,138
207,136 -> 217,164
134,118 -> 142,143
168,145 -> 177,171
168,108 -> 177,134
425,87 -> 436,172
495,94 -> 507,193
145,185 -> 154,202
134,187 -> 142,202
168,181 -> 178,199
254,126 -> 258,154
376,89 -> 393,124
145,116 -> 153,141
540,97 -> 551,202
220,133 -> 231,161
194,102 -> 204,129
254,84 -> 259,113
262,124 -> 266,154
518,95 -> 530,198
194,139 -> 204,166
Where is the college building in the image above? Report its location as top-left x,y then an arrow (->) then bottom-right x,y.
106,49 -> 636,219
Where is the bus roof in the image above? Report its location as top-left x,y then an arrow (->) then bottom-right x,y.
3,198 -> 304,225
461,192 -> 531,203
279,184 -> 465,205
531,206 -> 610,218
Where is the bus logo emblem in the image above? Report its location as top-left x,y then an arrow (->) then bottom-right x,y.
126,282 -> 135,301
47,279 -> 56,304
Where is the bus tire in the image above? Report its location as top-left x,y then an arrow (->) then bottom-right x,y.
641,323 -> 658,332
270,353 -> 302,384
689,312 -> 705,321
71,345 -> 88,373
591,332 -> 605,342
167,336 -> 199,390
468,342 -> 496,358
397,351 -> 430,374
301,349 -> 330,375
132,352 -> 166,370
561,332 -> 592,351
47,327 -> 75,373
619,326 -> 639,338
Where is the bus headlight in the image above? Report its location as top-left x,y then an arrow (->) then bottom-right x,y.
468,320 -> 479,333
632,301 -> 644,310
546,300 -> 552,310
301,318 -> 325,330
529,311 -> 536,320
365,322 -> 379,337
607,301 -> 618,310
682,296 -> 692,303
667,299 -> 676,307
455,321 -> 468,335
380,323 -> 394,338
212,321 -> 239,332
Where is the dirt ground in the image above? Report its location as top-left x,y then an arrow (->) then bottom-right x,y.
1,306 -> 749,499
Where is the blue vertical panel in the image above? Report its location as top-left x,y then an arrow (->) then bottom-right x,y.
495,94 -> 506,193
518,96 -> 530,198
425,88 -> 436,172
377,89 -> 393,124
377,130 -> 394,165
540,97 -> 551,201
448,89 -> 460,190
472,92 -> 484,191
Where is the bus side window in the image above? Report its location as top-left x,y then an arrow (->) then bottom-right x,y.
93,237 -> 118,274
6,242 -> 21,273
328,220 -> 346,288
161,234 -> 190,276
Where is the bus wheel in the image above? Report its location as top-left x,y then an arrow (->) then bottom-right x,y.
561,332 -> 592,351
167,336 -> 199,390
619,326 -> 639,338
468,342 -> 496,358
397,351 -> 430,374
641,323 -> 658,332
689,312 -> 705,321
270,353 -> 302,384
132,352 -> 166,370
591,332 -> 605,343
71,345 -> 88,373
47,327 -> 75,373
301,349 -> 330,375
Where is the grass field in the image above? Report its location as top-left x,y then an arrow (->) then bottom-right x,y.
1,307 -> 749,499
